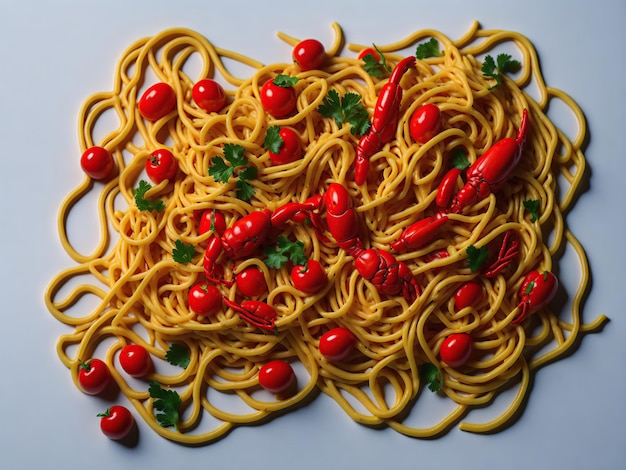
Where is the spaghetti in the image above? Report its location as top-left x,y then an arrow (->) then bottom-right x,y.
45,22 -> 607,445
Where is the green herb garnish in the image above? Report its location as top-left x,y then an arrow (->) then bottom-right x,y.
317,89 -> 371,136
419,363 -> 443,392
415,38 -> 441,59
148,380 -> 182,431
264,235 -> 307,269
482,53 -> 521,90
133,179 -> 166,212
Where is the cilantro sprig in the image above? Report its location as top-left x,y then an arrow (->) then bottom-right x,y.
134,179 -> 166,212
148,380 -> 182,431
419,363 -> 443,392
273,74 -> 299,88
466,244 -> 489,272
317,89 -> 371,136
263,125 -> 284,154
172,239 -> 195,264
166,343 -> 190,369
361,44 -> 392,78
450,148 -> 470,170
208,143 -> 257,201
264,235 -> 307,269
523,199 -> 540,222
415,38 -> 441,60
481,53 -> 521,90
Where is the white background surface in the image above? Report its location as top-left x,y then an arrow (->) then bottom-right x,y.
1,0 -> 625,469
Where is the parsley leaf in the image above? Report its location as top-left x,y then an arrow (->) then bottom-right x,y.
264,235 -> 307,269
208,156 -> 234,183
223,143 -> 247,167
172,239 -> 195,264
419,363 -> 443,392
238,165 -> 258,181
317,90 -> 371,136
208,144 -> 257,201
523,199 -> 540,222
482,53 -> 521,90
451,148 -> 470,170
134,179 -> 166,212
236,178 -> 256,201
263,125 -> 283,154
273,74 -> 299,88
166,343 -> 190,369
415,38 -> 441,59
466,244 -> 489,272
362,44 -> 392,78
317,89 -> 343,125
148,380 -> 182,431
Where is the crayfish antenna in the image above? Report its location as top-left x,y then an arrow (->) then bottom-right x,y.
511,302 -> 529,325
516,108 -> 528,145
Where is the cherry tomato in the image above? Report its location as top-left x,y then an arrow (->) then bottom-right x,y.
260,79 -> 297,117
97,406 -> 135,440
258,360 -> 296,394
138,82 -> 176,121
454,281 -> 484,311
78,358 -> 111,395
119,344 -> 152,377
236,266 -> 267,297
292,39 -> 326,71
409,103 -> 442,143
268,127 -> 302,165
358,47 -> 381,61
192,78 -> 226,112
80,146 -> 115,180
439,333 -> 473,367
198,209 -> 227,237
291,260 -> 327,295
145,148 -> 178,184
188,283 -> 222,316
319,327 -> 356,361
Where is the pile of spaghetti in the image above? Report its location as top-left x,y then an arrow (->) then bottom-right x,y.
45,22 -> 607,445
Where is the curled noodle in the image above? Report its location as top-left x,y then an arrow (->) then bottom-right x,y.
45,22 -> 607,445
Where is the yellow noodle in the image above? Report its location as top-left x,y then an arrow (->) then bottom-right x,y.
44,24 -> 607,445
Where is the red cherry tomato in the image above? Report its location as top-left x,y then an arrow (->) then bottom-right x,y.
260,79 -> 297,117
80,146 -> 115,180
98,406 -> 135,440
236,266 -> 267,297
198,209 -> 227,237
138,82 -> 176,121
454,281 -> 484,311
269,127 -> 302,165
319,327 -> 356,361
357,47 -> 381,61
409,103 -> 442,143
439,333 -> 473,367
188,283 -> 223,316
145,148 -> 178,184
258,360 -> 296,394
292,39 -> 326,71
291,260 -> 327,295
192,79 -> 226,112
119,344 -> 152,377
78,358 -> 111,395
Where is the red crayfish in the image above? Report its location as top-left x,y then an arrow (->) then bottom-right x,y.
513,270 -> 558,324
323,183 -> 421,303
354,56 -> 416,185
199,198 -> 323,331
391,108 -> 529,261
